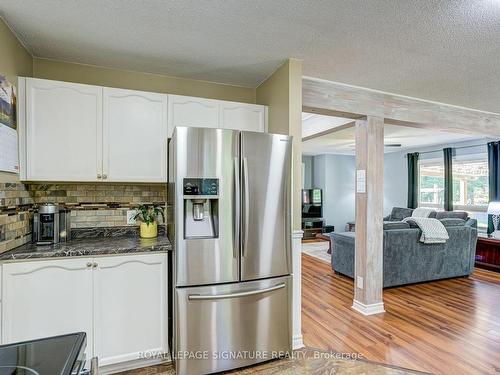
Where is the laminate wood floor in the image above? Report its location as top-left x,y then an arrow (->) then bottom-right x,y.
302,253 -> 500,375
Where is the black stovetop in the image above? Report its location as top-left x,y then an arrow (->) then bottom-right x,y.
0,333 -> 86,375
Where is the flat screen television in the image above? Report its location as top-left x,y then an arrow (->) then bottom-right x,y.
302,189 -> 323,218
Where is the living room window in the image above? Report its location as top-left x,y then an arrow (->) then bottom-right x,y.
418,153 -> 489,232
418,158 -> 445,209
452,154 -> 489,232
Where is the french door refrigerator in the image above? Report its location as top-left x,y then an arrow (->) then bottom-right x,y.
167,126 -> 292,374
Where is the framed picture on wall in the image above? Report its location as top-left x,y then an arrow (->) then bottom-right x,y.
0,74 -> 19,173
0,75 -> 16,129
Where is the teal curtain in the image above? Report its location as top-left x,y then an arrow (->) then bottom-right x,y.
488,142 -> 500,233
443,148 -> 453,211
407,152 -> 419,209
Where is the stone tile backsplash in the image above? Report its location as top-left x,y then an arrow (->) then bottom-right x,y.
0,211 -> 32,253
26,183 -> 166,206
0,182 -> 167,253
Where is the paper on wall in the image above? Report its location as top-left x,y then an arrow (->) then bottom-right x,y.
0,123 -> 19,173
356,169 -> 366,193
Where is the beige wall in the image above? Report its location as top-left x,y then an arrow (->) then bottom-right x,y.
33,58 -> 256,103
0,18 -> 33,183
256,59 -> 303,230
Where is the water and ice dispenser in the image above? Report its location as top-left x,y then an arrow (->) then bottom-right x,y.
183,178 -> 219,239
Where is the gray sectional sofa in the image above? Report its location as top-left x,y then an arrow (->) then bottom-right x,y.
330,208 -> 478,287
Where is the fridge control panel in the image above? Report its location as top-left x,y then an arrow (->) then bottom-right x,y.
183,178 -> 219,196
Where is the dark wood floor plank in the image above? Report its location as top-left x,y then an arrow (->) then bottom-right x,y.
301,253 -> 500,375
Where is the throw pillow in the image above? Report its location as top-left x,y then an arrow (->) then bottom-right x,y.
439,218 -> 466,227
435,211 -> 468,220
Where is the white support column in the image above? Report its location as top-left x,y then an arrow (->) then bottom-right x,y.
292,229 -> 304,349
352,116 -> 385,315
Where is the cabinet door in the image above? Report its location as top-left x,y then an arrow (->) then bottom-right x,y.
103,88 -> 168,182
219,101 -> 266,132
2,258 -> 94,357
167,95 -> 219,137
25,78 -> 103,181
93,254 -> 167,366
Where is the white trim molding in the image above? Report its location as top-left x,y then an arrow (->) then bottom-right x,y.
99,357 -> 170,375
292,229 -> 304,349
293,334 -> 304,350
352,300 -> 385,316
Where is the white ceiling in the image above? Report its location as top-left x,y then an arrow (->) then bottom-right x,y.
1,1 -> 500,112
302,113 -> 353,139
302,116 -> 485,156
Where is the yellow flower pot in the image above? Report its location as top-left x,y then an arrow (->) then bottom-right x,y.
140,222 -> 158,238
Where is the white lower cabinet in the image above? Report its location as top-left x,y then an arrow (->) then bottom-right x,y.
1,253 -> 168,372
94,254 -> 167,367
2,258 -> 94,354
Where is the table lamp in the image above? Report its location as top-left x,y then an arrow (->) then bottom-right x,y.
487,201 -> 500,238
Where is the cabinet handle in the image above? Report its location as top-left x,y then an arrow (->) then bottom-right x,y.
86,262 -> 92,268
92,262 -> 98,268
97,174 -> 102,179
102,174 -> 107,180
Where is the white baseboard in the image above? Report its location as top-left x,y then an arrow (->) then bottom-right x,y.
292,334 -> 304,349
99,357 -> 171,374
291,229 -> 303,352
352,300 -> 385,315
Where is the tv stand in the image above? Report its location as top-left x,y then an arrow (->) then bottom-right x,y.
302,218 -> 325,240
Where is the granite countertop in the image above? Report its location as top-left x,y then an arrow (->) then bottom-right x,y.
0,227 -> 172,261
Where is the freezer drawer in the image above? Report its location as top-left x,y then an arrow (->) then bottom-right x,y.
174,276 -> 292,374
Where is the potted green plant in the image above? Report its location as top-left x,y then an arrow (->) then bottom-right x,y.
134,205 -> 165,238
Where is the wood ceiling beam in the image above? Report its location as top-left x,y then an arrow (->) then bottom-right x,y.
303,77 -> 500,138
302,121 -> 355,142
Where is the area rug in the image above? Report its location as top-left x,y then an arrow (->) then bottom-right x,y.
302,241 -> 330,263
118,348 -> 429,374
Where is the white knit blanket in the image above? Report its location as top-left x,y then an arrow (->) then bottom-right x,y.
402,217 -> 449,244
412,207 -> 435,218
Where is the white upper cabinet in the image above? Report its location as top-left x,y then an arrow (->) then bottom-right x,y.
19,78 -> 268,182
167,95 -> 219,137
93,254 -> 167,366
219,101 -> 267,132
103,88 -> 167,182
24,78 -> 103,181
2,258 -> 94,357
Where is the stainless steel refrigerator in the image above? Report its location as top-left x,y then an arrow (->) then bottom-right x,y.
167,127 -> 292,374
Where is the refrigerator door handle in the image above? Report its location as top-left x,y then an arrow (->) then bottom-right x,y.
188,283 -> 286,300
242,157 -> 250,257
233,157 -> 240,258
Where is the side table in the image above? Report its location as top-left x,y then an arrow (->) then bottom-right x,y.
475,235 -> 500,272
